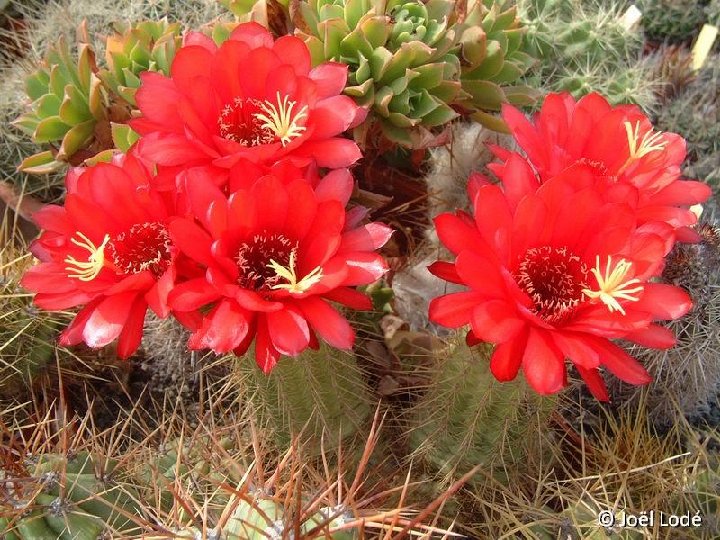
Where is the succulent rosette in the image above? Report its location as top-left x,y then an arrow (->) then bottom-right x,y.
428,167 -> 693,401
167,168 -> 392,373
130,22 -> 364,179
20,153 -> 191,358
495,92 -> 712,242
14,37 -> 107,173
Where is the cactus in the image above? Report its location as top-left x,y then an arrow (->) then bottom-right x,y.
12,36 -> 109,174
294,0 -> 536,147
637,0 -> 710,44
656,54 -> 720,189
610,219 -> 720,424
404,337 -> 554,484
0,244 -> 61,397
231,345 -> 374,449
98,19 -> 182,106
1,452 -> 141,539
518,0 -> 658,113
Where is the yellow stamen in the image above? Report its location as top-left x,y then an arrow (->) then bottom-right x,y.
582,256 -> 644,315
64,232 -> 110,282
267,250 -> 322,294
619,121 -> 668,172
254,92 -> 308,146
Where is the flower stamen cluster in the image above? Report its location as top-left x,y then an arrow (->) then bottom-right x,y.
267,250 -> 323,294
582,256 -> 644,315
255,92 -> 309,147
64,232 -> 110,282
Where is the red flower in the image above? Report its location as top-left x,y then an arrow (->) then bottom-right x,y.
428,168 -> 693,400
167,168 -> 392,373
131,23 -> 364,180
496,93 -> 711,242
21,153 -> 190,358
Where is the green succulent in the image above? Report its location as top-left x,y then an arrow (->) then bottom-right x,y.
295,0 -> 536,146
455,1 -> 539,130
13,37 -> 107,174
98,19 -> 182,106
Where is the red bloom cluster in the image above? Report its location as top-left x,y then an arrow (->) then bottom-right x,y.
22,23 -> 390,373
429,92 -> 709,400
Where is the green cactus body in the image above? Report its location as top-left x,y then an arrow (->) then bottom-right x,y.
13,37 -> 106,174
234,345 -> 373,449
518,0 -> 657,112
0,264 -> 59,397
405,339 -> 554,483
99,19 -> 182,106
3,452 -> 142,539
638,0 -> 709,44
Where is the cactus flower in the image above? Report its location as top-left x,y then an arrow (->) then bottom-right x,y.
496,92 -> 712,242
21,153 -> 187,358
130,22 -> 364,176
167,168 -> 392,373
428,168 -> 693,401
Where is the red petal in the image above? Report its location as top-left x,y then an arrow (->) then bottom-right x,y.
428,291 -> 483,328
191,299 -> 250,353
314,168 -> 354,206
267,305 -> 311,355
168,218 -> 215,267
309,95 -> 358,138
593,339 -> 652,385
145,266 -> 175,318
229,21 -> 274,48
338,222 -> 393,253
434,211 -> 489,256
339,252 -> 388,286
59,298 -> 103,346
255,314 -> 281,374
297,296 -> 354,350
471,300 -> 524,343
82,291 -> 139,348
273,35 -> 311,74
521,329 -> 566,395
134,72 -> 183,130
624,324 -> 676,349
490,327 -> 528,381
576,366 -> 609,402
116,296 -> 148,358
551,332 -> 601,369
322,287 -> 373,310
294,138 -> 361,168
309,62 -> 348,98
136,132 -> 211,167
634,283 -> 692,320
168,277 -> 221,311
427,261 -> 463,284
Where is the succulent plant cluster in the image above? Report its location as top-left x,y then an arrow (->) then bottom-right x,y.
294,0 -> 537,146
12,19 -> 183,175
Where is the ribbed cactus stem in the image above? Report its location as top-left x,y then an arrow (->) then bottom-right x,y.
407,338 -> 555,483
234,345 -> 374,449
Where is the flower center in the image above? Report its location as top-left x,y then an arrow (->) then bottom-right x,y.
106,222 -> 173,277
515,246 -> 590,324
235,231 -> 322,293
582,256 -> 644,315
218,92 -> 308,147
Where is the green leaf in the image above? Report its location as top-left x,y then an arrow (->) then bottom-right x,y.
59,85 -> 91,124
111,122 -> 141,152
25,71 -> 51,101
36,93 -> 62,118
468,40 -> 503,79
471,109 -> 510,133
462,79 -> 506,110
33,116 -> 69,142
418,101 -> 457,126
17,151 -> 64,174
57,120 -> 95,159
